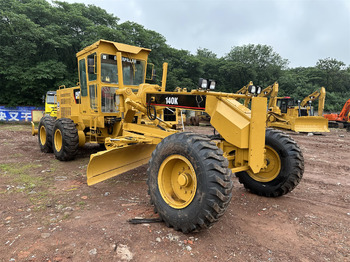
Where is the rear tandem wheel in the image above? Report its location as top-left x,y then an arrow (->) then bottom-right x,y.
52,118 -> 79,161
38,115 -> 55,153
147,132 -> 233,233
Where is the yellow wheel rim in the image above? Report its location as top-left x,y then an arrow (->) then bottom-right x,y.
54,129 -> 63,152
39,126 -> 46,145
248,145 -> 281,182
158,155 -> 197,209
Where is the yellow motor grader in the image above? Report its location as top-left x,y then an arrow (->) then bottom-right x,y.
32,40 -> 304,233
265,82 -> 329,132
235,82 -> 329,133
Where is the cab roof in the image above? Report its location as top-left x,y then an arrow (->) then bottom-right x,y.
76,39 -> 151,57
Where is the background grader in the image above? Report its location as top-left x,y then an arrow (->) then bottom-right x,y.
236,82 -> 329,133
265,83 -> 329,132
32,40 -> 304,233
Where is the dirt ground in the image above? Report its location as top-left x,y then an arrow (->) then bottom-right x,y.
0,123 -> 349,262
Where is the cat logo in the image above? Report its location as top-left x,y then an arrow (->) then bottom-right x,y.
165,97 -> 179,105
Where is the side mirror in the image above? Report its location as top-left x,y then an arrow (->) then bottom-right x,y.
42,95 -> 45,103
146,63 -> 155,81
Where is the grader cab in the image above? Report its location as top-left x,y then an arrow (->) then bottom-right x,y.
32,40 -> 304,233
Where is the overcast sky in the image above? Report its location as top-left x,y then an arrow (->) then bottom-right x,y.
61,0 -> 350,68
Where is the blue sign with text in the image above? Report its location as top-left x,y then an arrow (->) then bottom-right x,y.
0,106 -> 44,122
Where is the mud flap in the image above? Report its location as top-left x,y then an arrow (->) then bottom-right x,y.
293,117 -> 329,132
87,143 -> 157,185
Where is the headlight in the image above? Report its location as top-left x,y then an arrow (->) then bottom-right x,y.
248,85 -> 256,94
198,78 -> 208,89
198,78 -> 216,90
208,80 -> 216,90
248,85 -> 261,95
256,86 -> 262,95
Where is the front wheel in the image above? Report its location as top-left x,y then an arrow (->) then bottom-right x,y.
147,132 -> 233,233
236,128 -> 304,197
52,118 -> 79,161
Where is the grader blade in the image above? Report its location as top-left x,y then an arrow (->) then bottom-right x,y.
87,144 -> 156,185
292,116 -> 329,132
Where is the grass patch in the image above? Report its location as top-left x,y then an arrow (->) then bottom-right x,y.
48,158 -> 61,173
0,163 -> 42,177
15,173 -> 45,191
62,213 -> 71,220
77,201 -> 86,208
0,163 -> 11,175
11,153 -> 24,158
29,191 -> 50,210
0,123 -> 30,131
0,162 -> 53,209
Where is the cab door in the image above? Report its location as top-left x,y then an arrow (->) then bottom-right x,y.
87,53 -> 98,114
78,57 -> 89,115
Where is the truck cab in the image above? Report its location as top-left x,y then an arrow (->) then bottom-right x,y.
45,91 -> 57,117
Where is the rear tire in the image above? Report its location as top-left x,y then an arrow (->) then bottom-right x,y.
147,132 -> 233,233
52,118 -> 79,161
38,115 -> 55,153
236,128 -> 304,197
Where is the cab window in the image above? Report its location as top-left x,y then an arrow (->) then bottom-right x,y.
122,57 -> 145,86
46,94 -> 56,104
101,54 -> 118,84
88,53 -> 97,81
79,58 -> 87,96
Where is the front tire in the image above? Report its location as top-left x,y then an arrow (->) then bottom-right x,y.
52,118 -> 79,161
147,132 -> 233,233
38,115 -> 55,153
236,128 -> 304,197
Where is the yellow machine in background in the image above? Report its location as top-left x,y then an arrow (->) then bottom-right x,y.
31,91 -> 57,138
266,83 -> 329,132
235,82 -> 329,132
32,40 -> 304,233
44,91 -> 57,117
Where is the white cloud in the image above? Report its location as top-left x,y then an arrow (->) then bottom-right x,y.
53,0 -> 350,67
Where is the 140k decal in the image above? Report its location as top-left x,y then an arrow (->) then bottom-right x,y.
165,97 -> 179,105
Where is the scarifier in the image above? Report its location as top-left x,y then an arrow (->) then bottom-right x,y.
32,40 -> 304,233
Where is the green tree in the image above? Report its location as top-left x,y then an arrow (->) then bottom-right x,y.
196,48 -> 217,59
0,0 -> 349,114
217,60 -> 256,93
316,57 -> 347,92
163,48 -> 203,90
0,0 -> 122,106
225,44 -> 289,87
